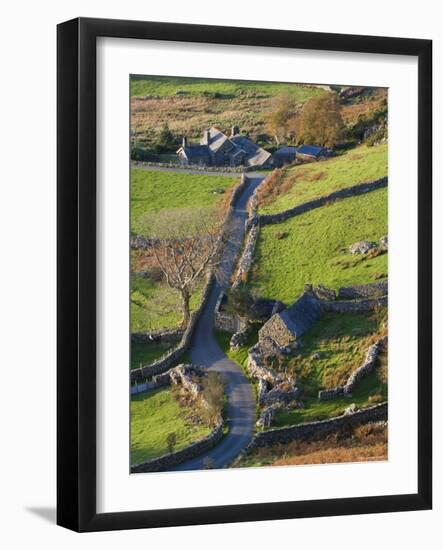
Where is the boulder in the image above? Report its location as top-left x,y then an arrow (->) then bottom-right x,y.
349,240 -> 377,254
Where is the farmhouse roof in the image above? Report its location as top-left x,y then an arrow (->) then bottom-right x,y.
201,127 -> 233,152
230,135 -> 272,167
295,144 -> 326,157
179,145 -> 211,161
279,292 -> 321,339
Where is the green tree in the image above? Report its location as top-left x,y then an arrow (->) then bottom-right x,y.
295,93 -> 344,147
225,286 -> 256,321
157,123 -> 175,150
166,432 -> 177,453
265,93 -> 297,146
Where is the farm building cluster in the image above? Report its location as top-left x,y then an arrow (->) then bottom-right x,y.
176,126 -> 329,168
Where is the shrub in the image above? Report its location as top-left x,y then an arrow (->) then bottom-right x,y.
199,372 -> 225,427
166,432 -> 177,453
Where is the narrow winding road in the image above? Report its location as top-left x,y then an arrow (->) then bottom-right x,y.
172,175 -> 265,471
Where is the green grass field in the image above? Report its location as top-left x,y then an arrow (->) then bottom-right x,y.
131,388 -> 211,464
131,169 -> 238,235
258,144 -> 388,214
131,341 -> 173,371
131,75 -> 325,100
131,274 -> 202,332
250,187 -> 388,304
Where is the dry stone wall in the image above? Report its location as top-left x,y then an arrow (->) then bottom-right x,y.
248,402 -> 387,449
338,281 -> 388,300
248,177 -> 388,228
321,296 -> 387,313
131,328 -> 183,345
232,224 -> 260,288
318,336 -> 387,400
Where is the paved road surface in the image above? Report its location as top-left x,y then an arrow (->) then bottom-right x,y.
172,175 -> 264,471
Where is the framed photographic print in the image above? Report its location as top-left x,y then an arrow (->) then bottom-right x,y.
57,17 -> 432,532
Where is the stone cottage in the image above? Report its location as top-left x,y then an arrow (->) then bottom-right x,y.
176,126 -> 272,168
258,291 -> 321,350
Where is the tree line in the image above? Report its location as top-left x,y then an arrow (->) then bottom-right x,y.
265,92 -> 346,148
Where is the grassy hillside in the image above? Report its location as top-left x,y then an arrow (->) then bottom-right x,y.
131,76 -> 325,147
131,388 -> 211,464
258,144 -> 388,214
284,310 -> 386,395
131,75 -> 327,99
131,274 -> 202,332
250,187 -> 388,304
131,168 -> 238,235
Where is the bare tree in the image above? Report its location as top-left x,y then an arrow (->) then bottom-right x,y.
138,207 -> 235,326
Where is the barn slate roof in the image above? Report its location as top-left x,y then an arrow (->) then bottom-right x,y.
295,144 -> 327,157
274,146 -> 297,156
278,292 -> 321,339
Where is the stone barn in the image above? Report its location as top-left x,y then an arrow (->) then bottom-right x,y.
258,291 -> 321,351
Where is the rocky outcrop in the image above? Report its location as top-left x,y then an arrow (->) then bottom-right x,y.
349,240 -> 377,254
349,234 -> 388,255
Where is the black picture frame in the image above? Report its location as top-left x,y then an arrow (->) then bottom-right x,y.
57,17 -> 432,532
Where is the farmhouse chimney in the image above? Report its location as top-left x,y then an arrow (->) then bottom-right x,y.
182,136 -> 188,147
205,129 -> 211,144
231,125 -> 240,137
